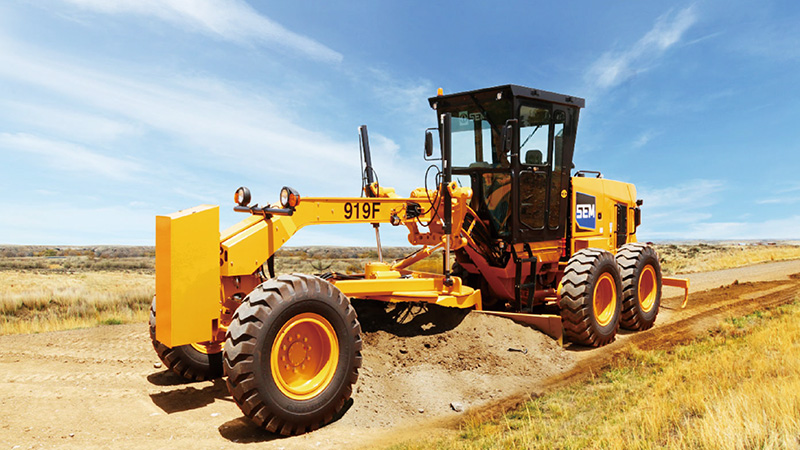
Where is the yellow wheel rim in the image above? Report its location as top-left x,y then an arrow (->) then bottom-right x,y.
190,342 -> 223,354
593,272 -> 617,327
270,312 -> 339,401
638,265 -> 657,313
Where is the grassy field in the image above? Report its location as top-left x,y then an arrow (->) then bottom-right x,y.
653,242 -> 800,275
1,243 -> 799,335
395,299 -> 800,450
0,271 -> 153,335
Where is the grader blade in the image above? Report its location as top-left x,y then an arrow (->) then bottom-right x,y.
473,311 -> 563,345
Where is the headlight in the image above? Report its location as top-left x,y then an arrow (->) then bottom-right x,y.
279,186 -> 301,208
234,186 -> 251,206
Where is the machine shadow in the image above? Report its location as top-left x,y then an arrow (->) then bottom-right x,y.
217,399 -> 354,443
149,378 -> 232,414
147,369 -> 202,386
352,299 -> 470,337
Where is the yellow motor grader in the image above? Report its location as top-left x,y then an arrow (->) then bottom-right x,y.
151,84 -> 688,435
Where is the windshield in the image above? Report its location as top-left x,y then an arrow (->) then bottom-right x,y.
451,114 -> 497,167
440,94 -> 512,169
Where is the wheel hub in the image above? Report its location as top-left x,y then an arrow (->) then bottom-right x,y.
287,340 -> 309,367
639,265 -> 657,313
271,313 -> 339,400
593,272 -> 617,327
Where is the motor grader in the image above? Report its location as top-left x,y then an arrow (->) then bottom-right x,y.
151,84 -> 688,435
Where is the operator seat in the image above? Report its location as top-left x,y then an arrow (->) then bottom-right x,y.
525,149 -> 543,165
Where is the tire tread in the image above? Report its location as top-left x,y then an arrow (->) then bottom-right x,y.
224,273 -> 361,436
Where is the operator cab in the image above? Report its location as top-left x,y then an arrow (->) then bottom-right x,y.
429,85 -> 584,243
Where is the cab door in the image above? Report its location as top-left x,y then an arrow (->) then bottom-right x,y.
511,103 -> 572,243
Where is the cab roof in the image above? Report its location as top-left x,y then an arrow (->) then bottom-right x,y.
428,84 -> 585,109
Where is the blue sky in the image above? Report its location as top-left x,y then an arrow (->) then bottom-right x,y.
1,0 -> 799,246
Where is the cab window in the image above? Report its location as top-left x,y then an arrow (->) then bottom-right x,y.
519,106 -> 551,166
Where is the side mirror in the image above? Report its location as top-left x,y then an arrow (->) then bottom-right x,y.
425,130 -> 434,158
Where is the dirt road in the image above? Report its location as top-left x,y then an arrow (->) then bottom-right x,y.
2,260 -> 799,450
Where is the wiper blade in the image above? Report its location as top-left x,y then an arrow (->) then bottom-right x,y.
520,125 -> 541,149
468,93 -> 500,138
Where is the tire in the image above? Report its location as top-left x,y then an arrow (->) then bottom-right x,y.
560,248 -> 622,346
149,297 -> 224,381
616,243 -> 662,331
224,274 -> 362,436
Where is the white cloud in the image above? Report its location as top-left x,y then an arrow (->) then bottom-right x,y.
0,35 -> 360,190
367,70 -> 434,121
586,5 -> 698,89
638,179 -> 800,240
0,100 -> 140,142
730,20 -> 800,62
632,130 -> 659,149
0,5 -> 442,245
640,179 -> 723,212
56,0 -> 342,63
636,179 -> 724,238
777,183 -> 800,194
647,216 -> 800,241
0,201 -> 154,245
0,132 -> 143,180
757,197 -> 800,205
752,183 -> 800,206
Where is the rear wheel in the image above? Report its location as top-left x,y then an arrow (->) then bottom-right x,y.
149,297 -> 224,381
224,274 -> 362,436
560,248 -> 622,346
616,243 -> 662,330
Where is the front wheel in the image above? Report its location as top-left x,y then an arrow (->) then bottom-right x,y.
149,297 -> 224,381
224,274 -> 362,436
560,248 -> 622,347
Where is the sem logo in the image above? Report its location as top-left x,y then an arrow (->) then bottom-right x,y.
575,193 -> 596,230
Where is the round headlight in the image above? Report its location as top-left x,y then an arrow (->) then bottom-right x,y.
234,186 -> 251,206
280,187 -> 289,207
279,186 -> 301,208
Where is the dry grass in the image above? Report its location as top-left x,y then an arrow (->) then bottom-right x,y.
395,299 -> 800,450
1,243 -> 798,337
0,271 -> 153,335
0,256 -> 154,272
655,243 -> 800,275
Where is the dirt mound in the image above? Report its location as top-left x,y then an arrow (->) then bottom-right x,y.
336,301 -> 574,428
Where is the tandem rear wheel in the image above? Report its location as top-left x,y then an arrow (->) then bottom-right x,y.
559,245 -> 664,346
560,248 -> 623,347
223,274 -> 362,436
616,243 -> 662,331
